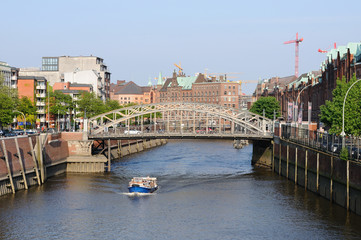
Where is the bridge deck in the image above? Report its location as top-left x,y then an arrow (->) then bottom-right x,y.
88,132 -> 273,140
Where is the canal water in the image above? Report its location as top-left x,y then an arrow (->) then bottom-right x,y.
0,140 -> 361,240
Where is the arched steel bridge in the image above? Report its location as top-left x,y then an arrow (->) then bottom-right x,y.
87,102 -> 273,140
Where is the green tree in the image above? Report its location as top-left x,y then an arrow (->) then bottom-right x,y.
16,96 -> 37,128
320,75 -> 361,135
0,93 -> 15,128
49,90 -> 74,116
250,96 -> 280,119
105,99 -> 121,111
77,92 -> 107,118
0,74 -> 17,128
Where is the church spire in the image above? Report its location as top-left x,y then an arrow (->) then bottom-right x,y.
147,77 -> 152,87
157,72 -> 163,85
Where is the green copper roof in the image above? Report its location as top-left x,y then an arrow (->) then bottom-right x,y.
288,73 -> 308,89
157,72 -> 163,85
177,76 -> 198,90
147,77 -> 152,87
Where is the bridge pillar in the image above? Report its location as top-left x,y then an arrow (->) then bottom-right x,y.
252,140 -> 272,168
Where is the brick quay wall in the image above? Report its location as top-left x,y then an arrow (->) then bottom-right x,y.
0,133 -> 167,197
273,136 -> 361,215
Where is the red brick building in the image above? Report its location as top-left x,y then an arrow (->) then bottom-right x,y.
17,76 -> 47,128
254,42 -> 361,126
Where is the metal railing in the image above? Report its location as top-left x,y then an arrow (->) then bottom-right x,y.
281,125 -> 361,161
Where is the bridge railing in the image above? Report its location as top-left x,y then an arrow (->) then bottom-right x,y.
281,125 -> 361,161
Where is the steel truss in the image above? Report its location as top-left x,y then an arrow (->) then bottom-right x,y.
88,102 -> 273,138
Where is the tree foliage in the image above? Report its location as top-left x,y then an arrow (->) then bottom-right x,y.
16,96 -> 37,127
250,96 -> 280,119
49,90 -> 74,116
0,74 -> 17,128
320,75 -> 361,135
105,99 -> 121,111
77,92 -> 107,118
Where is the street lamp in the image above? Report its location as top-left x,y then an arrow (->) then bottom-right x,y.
341,78 -> 361,148
14,110 -> 26,132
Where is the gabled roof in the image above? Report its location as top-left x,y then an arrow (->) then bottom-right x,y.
141,86 -> 151,93
115,81 -> 143,95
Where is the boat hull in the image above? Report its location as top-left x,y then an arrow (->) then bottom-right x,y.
128,186 -> 158,193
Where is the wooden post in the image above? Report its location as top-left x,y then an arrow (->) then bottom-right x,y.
206,113 -> 209,134
180,110 -> 183,134
107,139 -> 111,172
193,110 -> 196,134
305,150 -> 308,189
15,138 -> 28,190
167,111 -> 170,133
36,135 -> 45,184
1,140 -> 15,193
295,147 -> 298,184
286,144 -> 289,179
278,143 -> 281,175
330,156 -> 333,202
28,137 -> 41,186
347,160 -> 350,211
316,152 -> 319,193
272,141 -> 275,172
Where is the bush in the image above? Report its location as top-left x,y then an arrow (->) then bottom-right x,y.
340,147 -> 349,161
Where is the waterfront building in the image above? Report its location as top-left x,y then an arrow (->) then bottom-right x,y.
110,80 -> 152,105
17,76 -> 47,128
0,61 -> 18,89
156,71 -> 243,109
253,42 -> 361,126
19,55 -> 111,100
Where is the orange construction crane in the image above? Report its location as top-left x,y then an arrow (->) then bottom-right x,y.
284,33 -> 303,78
174,62 -> 183,75
318,42 -> 337,53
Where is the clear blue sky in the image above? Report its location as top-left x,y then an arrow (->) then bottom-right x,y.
1,0 -> 361,94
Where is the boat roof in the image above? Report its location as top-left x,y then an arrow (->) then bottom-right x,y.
132,177 -> 157,181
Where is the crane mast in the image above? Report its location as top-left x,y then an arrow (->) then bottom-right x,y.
284,33 -> 303,78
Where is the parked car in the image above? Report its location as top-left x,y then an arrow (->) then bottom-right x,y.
25,130 -> 37,135
124,130 -> 142,135
2,130 -> 16,137
13,129 -> 25,135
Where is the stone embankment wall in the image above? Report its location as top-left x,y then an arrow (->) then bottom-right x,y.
273,136 -> 361,215
0,133 -> 167,197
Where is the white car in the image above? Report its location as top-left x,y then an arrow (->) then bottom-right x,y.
124,130 -> 142,135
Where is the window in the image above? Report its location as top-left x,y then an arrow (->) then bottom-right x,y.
224,91 -> 227,95
42,57 -> 59,71
228,91 -> 231,95
233,86 -> 235,89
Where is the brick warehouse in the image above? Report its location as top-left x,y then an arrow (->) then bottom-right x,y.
254,42 -> 361,126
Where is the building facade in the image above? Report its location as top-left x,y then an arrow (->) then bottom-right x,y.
0,61 -> 18,89
19,56 -> 110,100
110,80 -> 152,105
17,76 -> 47,128
253,42 -> 361,126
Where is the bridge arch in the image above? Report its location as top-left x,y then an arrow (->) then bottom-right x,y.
88,102 -> 273,139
